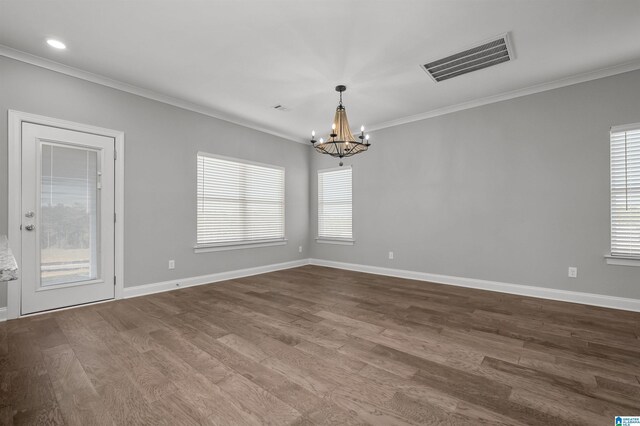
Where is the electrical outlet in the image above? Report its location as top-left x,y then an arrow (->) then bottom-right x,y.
388,251 -> 394,260
298,246 -> 303,253
568,266 -> 577,278
168,260 -> 175,270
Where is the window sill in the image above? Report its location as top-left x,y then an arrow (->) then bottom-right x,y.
315,238 -> 355,246
605,255 -> 640,267
194,239 -> 287,253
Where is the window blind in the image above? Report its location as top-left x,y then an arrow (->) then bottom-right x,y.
197,153 -> 284,246
318,167 -> 352,240
611,126 -> 640,257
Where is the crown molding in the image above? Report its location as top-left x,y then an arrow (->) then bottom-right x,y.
368,58 -> 640,132
4,44 -> 640,141
0,44 -> 308,145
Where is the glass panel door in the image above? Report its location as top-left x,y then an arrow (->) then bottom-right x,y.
40,143 -> 101,287
21,122 -> 115,315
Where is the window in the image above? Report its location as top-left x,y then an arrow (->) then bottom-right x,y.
196,153 -> 285,250
610,124 -> 640,260
317,166 -> 353,243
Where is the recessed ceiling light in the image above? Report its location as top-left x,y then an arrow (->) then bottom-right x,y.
46,39 -> 66,50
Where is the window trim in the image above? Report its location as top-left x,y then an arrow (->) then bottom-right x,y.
194,238 -> 288,253
315,237 -> 355,245
316,165 -> 354,244
197,151 -> 286,173
195,152 -> 286,252
607,122 -> 640,266
611,122 -> 640,133
605,255 -> 640,267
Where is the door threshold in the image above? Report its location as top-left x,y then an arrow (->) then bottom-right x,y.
18,297 -> 115,319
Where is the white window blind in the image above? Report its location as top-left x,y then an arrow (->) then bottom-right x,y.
197,153 -> 284,246
611,125 -> 640,258
318,167 -> 352,240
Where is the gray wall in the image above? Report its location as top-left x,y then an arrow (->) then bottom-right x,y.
2,54 -> 640,309
311,69 -> 640,300
0,56 -> 310,307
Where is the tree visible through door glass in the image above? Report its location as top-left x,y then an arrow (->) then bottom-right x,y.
40,143 -> 100,287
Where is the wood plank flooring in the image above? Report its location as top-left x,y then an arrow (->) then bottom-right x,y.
2,265 -> 640,425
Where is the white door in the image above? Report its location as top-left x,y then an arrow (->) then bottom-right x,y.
21,123 -> 115,315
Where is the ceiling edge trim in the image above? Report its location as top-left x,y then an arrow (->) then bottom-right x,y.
3,44 -> 640,141
368,58 -> 640,132
0,44 -> 308,145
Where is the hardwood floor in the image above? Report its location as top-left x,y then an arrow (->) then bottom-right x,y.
2,265 -> 640,425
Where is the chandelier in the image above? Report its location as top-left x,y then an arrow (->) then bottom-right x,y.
310,85 -> 370,166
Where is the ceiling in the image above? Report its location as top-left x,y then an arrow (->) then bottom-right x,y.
1,0 -> 640,143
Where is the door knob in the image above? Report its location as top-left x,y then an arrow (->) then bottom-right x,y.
25,224 -> 35,231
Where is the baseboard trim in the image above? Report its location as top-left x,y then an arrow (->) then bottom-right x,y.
5,258 -> 637,315
123,259 -> 309,299
308,258 -> 640,312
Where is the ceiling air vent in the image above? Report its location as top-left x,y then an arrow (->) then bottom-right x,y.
421,33 -> 514,82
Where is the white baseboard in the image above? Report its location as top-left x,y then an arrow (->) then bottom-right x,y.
308,258 -> 640,313
5,258 -> 637,317
123,259 -> 309,299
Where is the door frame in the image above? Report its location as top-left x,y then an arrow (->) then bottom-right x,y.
7,110 -> 125,320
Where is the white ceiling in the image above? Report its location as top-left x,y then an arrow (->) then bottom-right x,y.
1,0 -> 640,143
